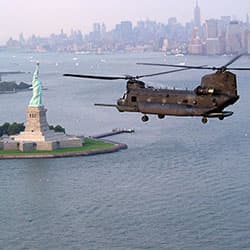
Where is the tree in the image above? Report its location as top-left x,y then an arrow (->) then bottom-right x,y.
49,124 -> 66,133
0,122 -> 25,136
7,122 -> 25,135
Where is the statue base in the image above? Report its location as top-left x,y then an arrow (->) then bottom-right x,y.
13,106 -> 83,151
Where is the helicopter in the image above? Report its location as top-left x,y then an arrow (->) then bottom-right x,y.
64,54 -> 250,124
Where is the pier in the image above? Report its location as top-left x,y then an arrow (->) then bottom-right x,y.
90,128 -> 135,139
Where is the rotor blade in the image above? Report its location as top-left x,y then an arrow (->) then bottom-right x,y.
137,63 -> 250,71
136,67 -> 191,79
64,68 -> 192,82
137,62 -> 208,69
222,53 -> 245,68
226,67 -> 250,70
63,73 -> 128,80
137,63 -> 212,70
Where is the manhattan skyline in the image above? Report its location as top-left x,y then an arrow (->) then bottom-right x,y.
1,0 -> 250,45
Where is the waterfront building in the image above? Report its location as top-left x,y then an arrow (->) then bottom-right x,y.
161,38 -> 169,52
188,27 -> 203,54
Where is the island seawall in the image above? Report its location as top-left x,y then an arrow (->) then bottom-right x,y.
0,140 -> 127,159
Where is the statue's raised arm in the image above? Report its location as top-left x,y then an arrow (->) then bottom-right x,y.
29,62 -> 42,107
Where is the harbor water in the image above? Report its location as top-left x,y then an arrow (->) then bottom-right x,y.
1,52 -> 250,249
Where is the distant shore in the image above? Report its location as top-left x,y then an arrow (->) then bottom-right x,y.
0,81 -> 31,94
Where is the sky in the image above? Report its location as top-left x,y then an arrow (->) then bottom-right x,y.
0,0 -> 250,45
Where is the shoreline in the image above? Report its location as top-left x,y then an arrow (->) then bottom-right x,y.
0,140 -> 127,160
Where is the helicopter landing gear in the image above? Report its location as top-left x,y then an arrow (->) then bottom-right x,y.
202,117 -> 208,124
158,114 -> 165,119
142,115 -> 149,122
219,116 -> 224,120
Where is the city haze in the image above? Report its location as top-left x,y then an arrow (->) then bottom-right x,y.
1,0 -> 250,44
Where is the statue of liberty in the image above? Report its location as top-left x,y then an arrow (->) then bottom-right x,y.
29,62 -> 42,107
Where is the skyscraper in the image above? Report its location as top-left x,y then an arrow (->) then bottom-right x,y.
226,21 -> 242,54
93,23 -> 101,41
194,1 -> 201,28
205,19 -> 220,55
114,21 -> 133,43
206,19 -> 218,38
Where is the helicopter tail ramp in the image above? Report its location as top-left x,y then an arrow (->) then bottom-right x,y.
206,111 -> 234,118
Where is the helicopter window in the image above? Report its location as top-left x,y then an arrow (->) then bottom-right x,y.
131,96 -> 137,102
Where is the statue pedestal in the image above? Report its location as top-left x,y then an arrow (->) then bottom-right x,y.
18,106 -> 50,141
14,106 -> 83,151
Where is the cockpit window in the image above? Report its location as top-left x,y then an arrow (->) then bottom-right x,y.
131,96 -> 137,102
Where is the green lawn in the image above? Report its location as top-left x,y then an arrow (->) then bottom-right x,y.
0,138 -> 115,155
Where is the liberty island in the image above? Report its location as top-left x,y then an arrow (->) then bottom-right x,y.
0,63 -> 127,158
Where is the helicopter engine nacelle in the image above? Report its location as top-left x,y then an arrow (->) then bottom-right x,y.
126,80 -> 145,91
200,71 -> 238,97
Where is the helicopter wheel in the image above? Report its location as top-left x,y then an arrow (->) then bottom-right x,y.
219,116 -> 224,120
142,115 -> 149,122
158,114 -> 165,119
202,117 -> 208,124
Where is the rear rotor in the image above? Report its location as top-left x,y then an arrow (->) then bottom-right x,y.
137,54 -> 250,72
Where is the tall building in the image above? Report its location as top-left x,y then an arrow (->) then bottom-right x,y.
218,16 -> 231,41
18,33 -> 25,47
226,21 -> 242,54
206,19 -> 218,38
92,23 -> 101,41
188,27 -> 203,54
205,19 -> 221,55
168,17 -> 177,26
194,1 -> 201,28
114,21 -> 133,43
120,21 -> 133,41
246,30 -> 250,53
193,1 -> 203,41
101,23 -> 106,39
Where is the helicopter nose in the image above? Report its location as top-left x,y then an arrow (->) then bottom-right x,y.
117,98 -> 125,106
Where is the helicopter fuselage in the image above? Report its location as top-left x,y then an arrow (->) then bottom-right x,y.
113,71 -> 239,123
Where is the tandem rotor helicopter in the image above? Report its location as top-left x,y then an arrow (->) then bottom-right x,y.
64,54 -> 250,124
